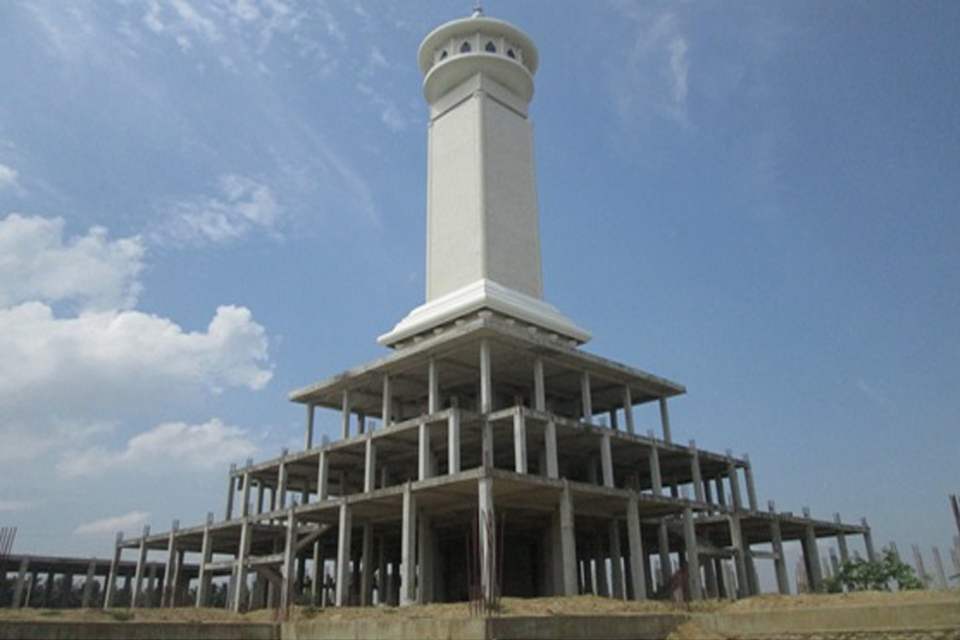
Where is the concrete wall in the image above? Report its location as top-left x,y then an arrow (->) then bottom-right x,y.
0,622 -> 278,640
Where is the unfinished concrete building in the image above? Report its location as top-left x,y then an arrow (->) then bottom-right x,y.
100,11 -> 876,612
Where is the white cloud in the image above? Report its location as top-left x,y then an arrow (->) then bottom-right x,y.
60,419 -> 257,478
75,510 -> 149,536
0,215 -> 273,463
154,174 -> 281,246
0,163 -> 20,191
0,214 -> 143,311
0,499 -> 35,512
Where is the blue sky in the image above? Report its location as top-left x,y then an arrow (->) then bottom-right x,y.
1,1 -> 957,587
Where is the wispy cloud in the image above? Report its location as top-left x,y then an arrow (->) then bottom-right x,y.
0,499 -> 35,512
0,163 -> 21,191
59,419 -> 258,478
152,174 -> 281,246
75,510 -> 149,536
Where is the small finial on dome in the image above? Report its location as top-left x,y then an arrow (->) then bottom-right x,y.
471,1 -> 483,18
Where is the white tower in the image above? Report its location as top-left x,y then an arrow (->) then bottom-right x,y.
380,13 -> 591,347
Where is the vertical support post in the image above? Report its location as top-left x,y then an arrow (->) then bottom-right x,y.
13,558 -> 29,609
861,517 -> 876,561
361,524 -> 374,606
932,546 -> 948,588
232,520 -> 251,612
428,358 -> 440,414
418,420 -> 431,481
682,507 -> 702,600
364,437 -> 377,493
600,432 -> 614,488
609,520 -> 624,599
658,397 -> 672,443
317,450 -> 329,501
513,410 -> 528,473
533,356 -> 546,412
559,482 -> 578,596
104,533 -> 122,609
448,409 -> 461,474
743,454 -> 758,511
240,466 -> 252,518
418,515 -> 434,603
80,560 -> 97,608
336,502 -> 353,606
580,372 -> 593,423
341,389 -> 351,440
715,476 -> 727,508
834,513 -> 850,564
626,496 -> 646,600
381,374 -> 392,429
802,520 -> 823,592
400,483 -> 416,606
769,505 -> 790,595
648,443 -> 663,497
479,339 -> 492,414
622,387 -> 635,435
690,441 -> 705,502
912,545 -> 929,587
225,464 -> 237,520
305,403 -> 315,450
727,454 -> 743,510
162,520 -> 179,607
544,420 -> 559,479
196,519 -> 213,607
729,514 -> 749,598
657,521 -> 672,587
277,458 -> 288,509
281,509 -> 297,612
479,476 -> 496,603
131,525 -> 149,609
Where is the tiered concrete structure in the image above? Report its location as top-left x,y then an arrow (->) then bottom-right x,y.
103,11 -> 874,612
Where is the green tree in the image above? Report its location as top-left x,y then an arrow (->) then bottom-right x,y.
825,548 -> 924,592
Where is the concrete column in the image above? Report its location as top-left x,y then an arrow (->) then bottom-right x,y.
533,356 -> 546,411
769,511 -> 790,595
232,520 -> 251,612
400,484 -> 417,606
381,374 -> 392,428
690,441 -> 705,503
657,521 -> 672,587
912,545 -> 929,587
745,553 -> 760,596
195,522 -> 213,607
609,521 -> 625,599
317,450 -> 329,501
703,558 -> 719,599
341,389 -> 351,440
833,513 -> 850,564
305,403 -> 315,450
79,560 -> 97,608
626,497 -> 646,600
682,507 -> 702,600
600,432 -> 614,488
277,459 -> 288,509
336,502 -> 353,606
593,532 -> 608,596
240,468 -> 252,518
418,515 -> 435,603
648,443 -> 663,497
622,387 -> 635,435
12,558 -> 29,609
743,454 -> 758,511
932,546 -> 948,588
543,420 -> 559,479
513,410 -> 528,473
428,358 -> 440,414
559,483 -> 578,595
728,515 -> 749,599
448,409 -> 461,474
861,517 -> 876,561
162,520 -> 179,607
360,524 -> 374,605
715,476 -> 727,508
479,476 -> 496,603
280,510 -> 297,611
364,437 -> 377,493
256,481 -> 265,514
130,525 -> 150,608
802,521 -> 823,592
225,464 -> 237,520
727,456 -> 743,511
482,420 -> 494,469
103,533 -> 122,609
658,397 -> 672,443
418,420 -> 431,481
580,372 -> 593,423
479,338 -> 492,414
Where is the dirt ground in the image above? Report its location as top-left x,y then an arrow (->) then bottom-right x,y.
0,589 -> 955,624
